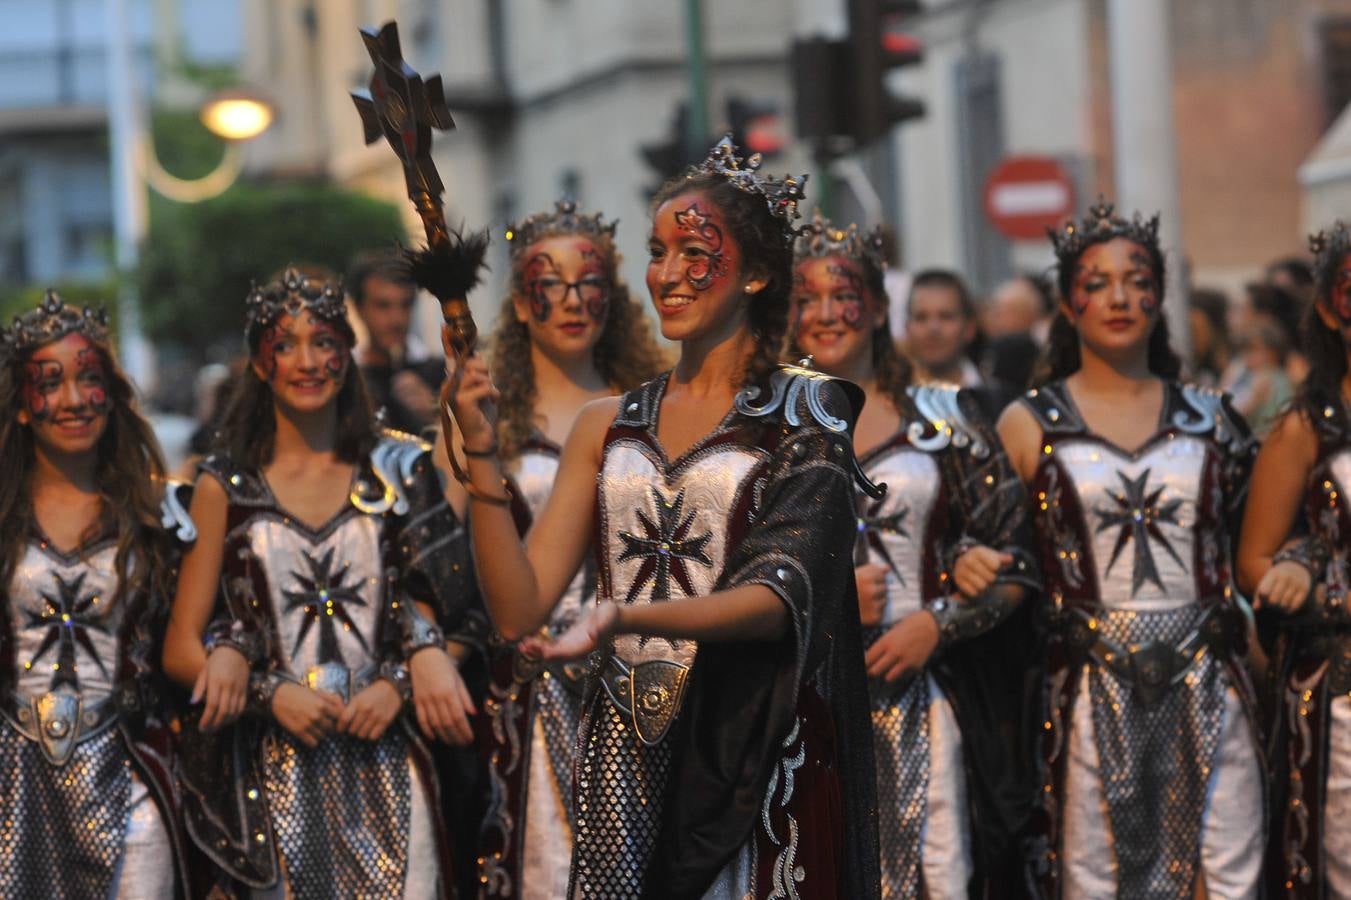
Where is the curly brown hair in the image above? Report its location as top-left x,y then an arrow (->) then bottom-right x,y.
489,235 -> 667,462
650,174 -> 795,387
787,253 -> 912,411
0,336 -> 174,619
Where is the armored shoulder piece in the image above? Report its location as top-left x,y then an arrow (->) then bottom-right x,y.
198,454 -> 270,506
736,362 -> 884,498
1172,383 -> 1251,453
1020,382 -> 1082,434
160,479 -> 197,544
352,428 -> 434,516
905,383 -> 990,458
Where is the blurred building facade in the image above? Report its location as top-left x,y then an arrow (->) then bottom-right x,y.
0,0 -> 239,286
895,0 -> 1351,295
237,0 -> 830,328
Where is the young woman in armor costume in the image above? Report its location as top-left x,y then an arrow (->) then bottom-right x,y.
998,201 -> 1264,899
162,267 -> 480,898
470,199 -> 665,899
788,211 -> 1039,898
441,138 -> 880,899
1238,221 -> 1351,897
0,291 -> 194,897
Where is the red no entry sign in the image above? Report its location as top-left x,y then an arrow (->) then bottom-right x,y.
983,156 -> 1076,241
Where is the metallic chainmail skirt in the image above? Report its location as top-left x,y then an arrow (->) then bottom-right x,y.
569,691 -> 673,899
263,727 -> 413,900
864,626 -> 931,900
535,671 -> 583,823
0,724 -> 131,899
1085,606 -> 1225,898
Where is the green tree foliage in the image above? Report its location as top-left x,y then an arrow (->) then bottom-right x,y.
138,181 -> 406,357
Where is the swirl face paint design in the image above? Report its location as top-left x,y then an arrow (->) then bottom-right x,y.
791,257 -> 872,340
1070,241 -> 1159,317
1333,253 -> 1351,326
524,252 -> 560,323
672,203 -> 729,291
21,360 -> 63,423
256,313 -> 349,384
1129,251 -> 1160,313
74,347 -> 109,414
578,246 -> 610,322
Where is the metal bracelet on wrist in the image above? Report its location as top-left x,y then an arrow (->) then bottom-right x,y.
377,661 -> 414,702
402,610 -> 447,658
247,672 -> 285,716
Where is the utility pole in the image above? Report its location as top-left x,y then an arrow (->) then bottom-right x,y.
105,0 -> 155,393
683,0 -> 710,160
1107,0 -> 1190,361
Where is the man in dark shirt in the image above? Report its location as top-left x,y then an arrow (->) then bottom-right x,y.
347,250 -> 445,433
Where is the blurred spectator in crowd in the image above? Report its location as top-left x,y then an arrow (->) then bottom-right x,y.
984,272 -> 1056,346
1230,312 -> 1293,437
974,331 -> 1040,419
905,268 -> 982,386
1223,281 -> 1309,392
1188,288 -> 1232,386
176,360 -> 240,480
1265,255 -> 1314,301
348,249 -> 445,433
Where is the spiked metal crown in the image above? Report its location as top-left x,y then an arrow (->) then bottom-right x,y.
793,209 -> 886,272
1307,218 -> 1351,275
505,199 -> 618,261
1049,197 -> 1161,268
1,290 -> 109,362
244,267 -> 351,342
687,135 -> 807,240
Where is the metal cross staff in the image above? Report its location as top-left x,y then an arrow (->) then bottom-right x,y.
351,21 -> 478,354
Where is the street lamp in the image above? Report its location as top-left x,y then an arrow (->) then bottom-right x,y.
142,88 -> 275,204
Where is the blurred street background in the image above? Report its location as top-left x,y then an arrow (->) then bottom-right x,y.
3,0 -> 1350,464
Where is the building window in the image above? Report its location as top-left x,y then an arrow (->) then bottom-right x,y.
1320,17 -> 1351,127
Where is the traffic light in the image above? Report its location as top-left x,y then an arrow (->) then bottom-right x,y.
726,95 -> 784,158
791,1 -> 925,151
640,102 -> 698,193
847,0 -> 926,143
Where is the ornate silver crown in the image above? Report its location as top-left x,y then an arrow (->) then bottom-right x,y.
793,209 -> 885,271
1049,197 -> 1160,267
243,267 -> 349,338
1310,220 -> 1351,278
1,290 -> 109,361
505,199 -> 617,260
688,135 -> 807,238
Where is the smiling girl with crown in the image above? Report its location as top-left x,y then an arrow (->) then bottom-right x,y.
470,198 -> 664,899
998,202 -> 1264,898
441,139 -> 880,898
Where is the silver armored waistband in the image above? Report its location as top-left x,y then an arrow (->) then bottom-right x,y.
300,662 -> 380,704
598,655 -> 689,746
2,690 -> 119,765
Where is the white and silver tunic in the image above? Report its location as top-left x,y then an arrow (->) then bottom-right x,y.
856,383 -> 1036,899
1024,380 -> 1263,900
192,433 -> 448,900
0,527 -> 178,900
478,437 -> 594,900
569,369 -> 880,899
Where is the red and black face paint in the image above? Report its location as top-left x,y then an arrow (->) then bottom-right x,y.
1129,250 -> 1160,313
825,263 -> 868,330
311,319 -> 350,381
523,252 -> 560,323
74,347 -> 109,414
578,246 -> 610,322
673,203 -> 730,292
256,322 -> 287,381
1332,254 -> 1351,326
21,360 -> 62,423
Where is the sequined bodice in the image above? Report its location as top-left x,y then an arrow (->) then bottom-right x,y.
512,443 -> 592,630
1027,381 -> 1250,614
1049,437 -> 1205,611
858,439 -> 940,624
242,511 -> 385,675
597,426 -> 767,670
10,539 -> 122,702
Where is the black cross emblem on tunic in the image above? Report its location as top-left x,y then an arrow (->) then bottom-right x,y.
1094,468 -> 1186,596
282,547 -> 370,666
25,572 -> 111,691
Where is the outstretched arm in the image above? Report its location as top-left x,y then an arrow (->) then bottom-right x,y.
442,350 -> 610,640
